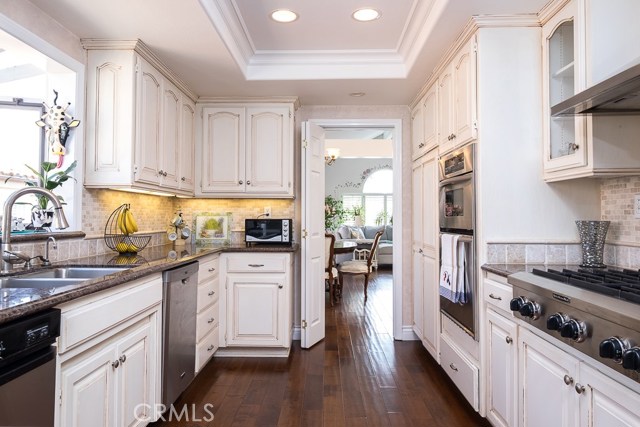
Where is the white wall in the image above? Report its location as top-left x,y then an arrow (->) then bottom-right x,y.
325,158 -> 393,199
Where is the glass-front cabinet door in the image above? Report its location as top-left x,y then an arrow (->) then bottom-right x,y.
542,0 -> 587,176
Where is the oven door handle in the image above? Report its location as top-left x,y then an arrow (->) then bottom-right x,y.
440,232 -> 473,243
439,174 -> 472,187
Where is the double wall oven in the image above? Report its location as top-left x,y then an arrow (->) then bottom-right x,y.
439,143 -> 477,339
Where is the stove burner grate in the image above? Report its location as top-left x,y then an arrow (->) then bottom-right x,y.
531,267 -> 640,303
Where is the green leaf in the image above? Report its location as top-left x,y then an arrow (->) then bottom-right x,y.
41,162 -> 57,173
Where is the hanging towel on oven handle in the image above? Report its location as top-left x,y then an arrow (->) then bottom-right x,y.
439,234 -> 467,304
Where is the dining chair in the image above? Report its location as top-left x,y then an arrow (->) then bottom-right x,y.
352,247 -> 378,270
325,233 -> 338,306
338,230 -> 383,302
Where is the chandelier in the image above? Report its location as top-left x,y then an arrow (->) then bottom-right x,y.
325,148 -> 340,166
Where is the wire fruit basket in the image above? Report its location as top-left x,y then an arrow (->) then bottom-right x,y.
104,204 -> 151,254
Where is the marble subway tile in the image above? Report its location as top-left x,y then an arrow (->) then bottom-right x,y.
545,245 -> 566,264
506,244 -> 526,264
566,244 -> 582,265
525,245 -> 546,264
615,245 -> 630,268
630,247 -> 640,268
604,244 -> 616,266
487,244 -> 507,264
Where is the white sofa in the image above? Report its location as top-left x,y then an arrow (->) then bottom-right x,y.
334,225 -> 393,266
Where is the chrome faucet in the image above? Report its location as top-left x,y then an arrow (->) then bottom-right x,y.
44,236 -> 57,266
2,188 -> 69,272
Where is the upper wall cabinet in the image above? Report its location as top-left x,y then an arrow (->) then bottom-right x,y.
438,35 -> 478,155
411,82 -> 438,161
198,104 -> 294,198
542,0 -> 640,181
83,41 -> 197,196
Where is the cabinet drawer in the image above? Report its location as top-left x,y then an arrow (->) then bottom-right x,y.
224,253 -> 288,273
197,277 -> 219,313
195,326 -> 219,373
199,255 -> 219,283
59,276 -> 162,353
484,277 -> 513,314
440,336 -> 479,411
196,301 -> 219,342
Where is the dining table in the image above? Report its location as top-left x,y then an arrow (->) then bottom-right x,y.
333,240 -> 357,254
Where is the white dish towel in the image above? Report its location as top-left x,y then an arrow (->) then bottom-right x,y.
439,234 -> 468,304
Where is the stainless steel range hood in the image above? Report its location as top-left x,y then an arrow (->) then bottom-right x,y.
551,62 -> 640,116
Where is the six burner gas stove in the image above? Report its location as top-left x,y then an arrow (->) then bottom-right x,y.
508,267 -> 640,383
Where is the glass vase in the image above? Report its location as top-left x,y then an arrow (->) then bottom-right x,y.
575,220 -> 610,268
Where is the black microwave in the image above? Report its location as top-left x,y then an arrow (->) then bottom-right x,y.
245,219 -> 292,245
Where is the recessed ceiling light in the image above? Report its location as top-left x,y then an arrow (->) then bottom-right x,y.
349,92 -> 366,97
270,9 -> 298,23
352,8 -> 380,22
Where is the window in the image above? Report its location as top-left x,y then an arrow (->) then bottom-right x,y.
342,168 -> 393,226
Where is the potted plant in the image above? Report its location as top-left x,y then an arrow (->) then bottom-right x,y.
351,205 -> 364,226
324,195 -> 346,231
5,160 -> 77,229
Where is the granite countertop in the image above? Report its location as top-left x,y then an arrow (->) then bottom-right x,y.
0,242 -> 299,325
482,263 -> 585,277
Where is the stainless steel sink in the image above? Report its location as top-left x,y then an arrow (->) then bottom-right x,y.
23,267 -> 129,279
0,277 -> 87,289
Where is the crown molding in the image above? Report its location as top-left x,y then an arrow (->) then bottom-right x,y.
197,96 -> 301,110
81,38 -> 198,102
538,0 -> 572,26
473,14 -> 540,28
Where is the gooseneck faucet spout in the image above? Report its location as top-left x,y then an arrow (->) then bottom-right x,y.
1,187 -> 70,272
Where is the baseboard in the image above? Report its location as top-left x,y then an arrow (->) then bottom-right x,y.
215,347 -> 291,358
402,325 -> 420,341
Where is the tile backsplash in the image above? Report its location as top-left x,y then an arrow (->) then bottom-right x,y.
601,176 -> 640,245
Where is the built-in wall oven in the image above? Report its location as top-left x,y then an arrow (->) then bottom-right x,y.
439,143 -> 477,339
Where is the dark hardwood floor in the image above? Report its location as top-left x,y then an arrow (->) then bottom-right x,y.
151,267 -> 490,426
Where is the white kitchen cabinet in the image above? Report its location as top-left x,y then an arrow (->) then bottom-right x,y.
438,35 -> 477,155
411,103 -> 424,161
195,254 -> 220,373
486,308 -> 518,427
518,327 -> 580,427
199,104 -> 294,198
56,275 -> 162,427
219,252 -> 292,354
542,0 -> 640,181
83,41 -> 197,196
411,84 -> 438,161
411,148 -> 439,360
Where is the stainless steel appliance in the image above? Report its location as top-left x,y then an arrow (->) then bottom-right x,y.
162,261 -> 198,406
245,218 -> 292,245
509,268 -> 640,383
0,309 -> 60,426
438,143 -> 477,339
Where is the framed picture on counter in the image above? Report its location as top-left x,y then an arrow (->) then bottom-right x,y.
193,212 -> 231,245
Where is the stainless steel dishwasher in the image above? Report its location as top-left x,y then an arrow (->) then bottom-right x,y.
162,261 -> 198,407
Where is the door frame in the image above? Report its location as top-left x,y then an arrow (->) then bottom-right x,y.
310,118 -> 403,340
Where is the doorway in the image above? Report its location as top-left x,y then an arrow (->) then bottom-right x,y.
311,119 -> 403,340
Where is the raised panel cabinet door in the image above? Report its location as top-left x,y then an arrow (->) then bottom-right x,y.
412,249 -> 424,340
201,107 -> 245,193
159,80 -> 180,189
486,309 -> 518,427
179,98 -> 196,192
411,102 -> 425,161
421,254 -> 438,360
226,274 -> 286,347
245,106 -> 292,195
421,149 -> 438,251
518,328 -> 579,427
412,160 -> 423,247
59,345 -> 116,427
452,36 -> 477,146
134,57 -> 162,185
422,83 -> 438,153
438,66 -> 454,151
578,363 -> 640,427
116,319 -> 156,427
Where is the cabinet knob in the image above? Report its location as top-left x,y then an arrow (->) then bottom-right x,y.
278,284 -> 284,289
112,360 -> 120,369
418,248 -> 423,254
246,180 -> 251,185
239,180 -> 243,185
208,317 -> 215,324
505,336 -> 513,344
164,171 -> 168,176
563,375 -> 574,386
158,169 -> 164,176
575,383 -> 585,394
119,354 -> 127,364
207,345 -> 214,352
569,143 -> 579,151
208,291 -> 215,296
181,177 -> 186,181
489,293 -> 502,301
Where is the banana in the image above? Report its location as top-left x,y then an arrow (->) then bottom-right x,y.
117,211 -> 128,235
125,209 -> 139,233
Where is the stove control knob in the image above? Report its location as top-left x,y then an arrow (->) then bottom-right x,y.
510,297 -> 527,312
560,319 -> 587,342
546,313 -> 569,331
622,347 -> 640,371
599,337 -> 628,362
519,301 -> 541,320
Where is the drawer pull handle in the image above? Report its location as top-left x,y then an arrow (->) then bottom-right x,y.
564,375 -> 574,386
505,336 -> 513,344
248,264 -> 264,268
207,345 -> 214,352
208,267 -> 216,272
449,363 -> 458,372
119,354 -> 127,364
575,383 -> 585,394
208,291 -> 215,296
489,293 -> 502,301
112,360 -> 120,369
208,317 -> 215,324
